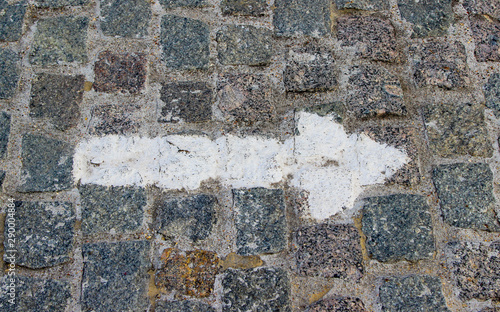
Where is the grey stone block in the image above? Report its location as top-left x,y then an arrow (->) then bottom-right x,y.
217,25 -> 272,66
34,0 -> 88,7
485,73 -> 500,117
155,300 -> 215,312
100,0 -> 151,38
398,0 -> 453,38
335,0 -> 388,10
160,0 -> 206,8
463,0 -> 500,20
0,0 -> 26,42
306,297 -> 368,312
273,0 -> 330,37
471,17 -> 500,62
159,81 -> 212,123
221,0 -> 266,16
89,103 -> 141,135
0,49 -> 20,99
0,111 -> 10,158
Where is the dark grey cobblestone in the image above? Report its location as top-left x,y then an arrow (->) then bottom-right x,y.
362,194 -> 435,262
30,16 -> 88,65
4,201 -> 75,268
19,134 -> 73,192
160,81 -> 212,123
234,188 -> 287,256
160,0 -> 206,8
0,170 -> 5,188
485,73 -> 500,117
221,0 -> 266,16
0,111 -> 10,158
306,297 -> 368,312
470,17 -> 500,62
222,267 -> 290,312
273,0 -> 330,37
397,0 -> 453,38
335,0 -> 388,10
0,0 -> 26,42
155,300 -> 215,312
0,276 -> 71,312
295,223 -> 363,279
444,241 -> 500,301
0,48 -> 20,99
29,73 -> 84,131
34,0 -> 88,7
379,275 -> 449,311
79,184 -> 146,234
432,163 -> 500,232
100,0 -> 151,38
217,25 -> 272,66
82,241 -> 151,311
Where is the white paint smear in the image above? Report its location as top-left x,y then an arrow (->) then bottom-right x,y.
74,112 -> 408,220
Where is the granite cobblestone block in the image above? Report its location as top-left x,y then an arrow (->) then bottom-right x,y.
464,0 -> 500,19
306,297 -> 368,312
93,51 -> 146,94
34,0 -> 88,7
0,48 -> 20,99
397,0 -> 453,38
0,0 -> 26,42
335,0 -> 388,10
485,73 -> 500,117
221,0 -> 266,16
100,0 -> 151,38
273,0 -> 331,37
217,25 -> 273,66
155,300 -> 215,312
0,111 -> 10,158
159,81 -> 212,123
89,103 -> 141,135
471,17 -> 500,62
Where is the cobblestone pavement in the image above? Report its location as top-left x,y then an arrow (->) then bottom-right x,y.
0,0 -> 499,311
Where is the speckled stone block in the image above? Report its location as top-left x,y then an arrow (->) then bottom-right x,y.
233,188 -> 287,256
79,184 -> 146,234
284,46 -> 337,92
397,0 -> 453,38
335,0 -> 388,10
346,65 -> 405,119
3,201 -> 75,269
30,16 -> 88,65
338,16 -> 397,62
161,15 -> 209,70
423,102 -> 492,158
0,49 -> 20,99
100,0 -> 151,38
93,51 -> 146,93
379,275 -> 449,311
0,112 -> 10,158
410,40 -> 468,89
359,125 -> 420,186
471,17 -> 500,62
0,276 -> 71,312
217,73 -> 274,123
306,297 -> 368,312
159,82 -> 212,123
481,308 -> 500,312
34,0 -> 88,7
432,163 -> 500,231
295,223 -> 363,279
464,0 -> 500,19
485,73 -> 500,117
221,0 -> 266,16
154,194 -> 216,242
222,267 -> 290,312
155,248 -> 220,298
445,241 -> 500,301
89,103 -> 141,135
217,25 -> 272,66
0,170 -> 5,188
19,134 -> 73,192
0,0 -> 26,42
29,73 -> 84,131
273,0 -> 330,37
362,194 -> 435,262
160,0 -> 205,8
82,241 -> 151,311
155,300 -> 215,312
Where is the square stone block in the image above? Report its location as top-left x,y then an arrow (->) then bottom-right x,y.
0,0 -> 26,42
0,49 -> 20,99
273,0 -> 330,37
100,0 -> 151,38
217,25 -> 272,66
93,51 -> 146,93
159,81 -> 212,123
398,0 -> 453,38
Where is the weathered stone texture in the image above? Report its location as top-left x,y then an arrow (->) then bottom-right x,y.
485,73 -> 500,117
397,0 -> 453,38
155,300 -> 215,312
423,101 -> 492,158
0,276 -> 71,312
221,0 -> 266,16
30,16 -> 88,65
432,163 -> 500,231
284,46 -> 336,92
222,267 -> 290,312
295,223 -> 363,279
89,103 -> 141,135
463,0 -> 500,19
410,40 -> 469,89
154,194 -> 216,242
346,65 -> 405,119
273,0 -> 330,37
0,48 -> 20,99
79,184 -> 146,234
379,275 -> 449,311
0,0 -> 26,42
0,170 -> 5,188
100,0 -> 151,38
29,73 -> 84,131
470,17 -> 500,62
445,241 -> 500,301
4,201 -> 75,269
0,112 -> 10,158
233,188 -> 287,256
160,0 -> 205,8
34,0 -> 88,7
161,15 -> 209,70
337,16 -> 397,62
93,51 -> 146,93
155,248 -> 220,298
159,82 -> 212,123
335,0 -> 388,10
306,297 -> 368,312
217,73 -> 274,123
217,25 -> 272,66
362,194 -> 435,262
19,134 -> 73,192
82,241 -> 151,311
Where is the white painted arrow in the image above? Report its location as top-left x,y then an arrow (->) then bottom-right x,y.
74,112 -> 408,220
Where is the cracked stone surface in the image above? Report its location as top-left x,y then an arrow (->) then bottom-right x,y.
217,25 -> 273,66
273,0 -> 331,37
432,163 -> 500,232
295,223 -> 363,279
29,73 -> 84,131
159,81 -> 212,123
233,188 -> 287,256
306,297 -> 368,312
100,0 -> 151,38
0,0 -> 26,42
3,201 -> 75,269
397,0 -> 453,38
362,194 -> 435,262
0,48 -> 20,99
93,51 -> 147,93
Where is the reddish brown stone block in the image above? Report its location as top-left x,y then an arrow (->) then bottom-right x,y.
94,51 -> 146,94
471,17 -> 500,62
